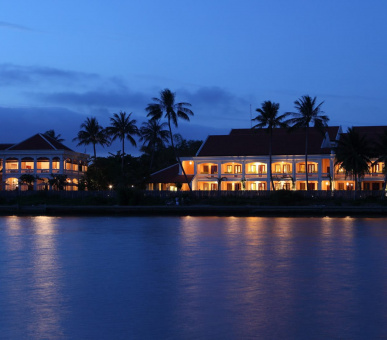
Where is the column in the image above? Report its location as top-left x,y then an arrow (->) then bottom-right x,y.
292,159 -> 296,190
33,157 -> 37,190
317,159 -> 322,190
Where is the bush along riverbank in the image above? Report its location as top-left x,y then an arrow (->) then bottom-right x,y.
1,189 -> 387,215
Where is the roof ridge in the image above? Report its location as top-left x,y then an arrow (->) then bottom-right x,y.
39,133 -> 58,150
150,163 -> 178,176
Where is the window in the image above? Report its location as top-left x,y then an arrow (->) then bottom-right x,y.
275,164 -> 281,173
258,183 -> 265,190
211,183 -> 217,190
226,165 -> 233,173
203,183 -> 209,190
364,183 -> 370,190
284,183 -> 291,190
308,164 -> 316,173
300,183 -> 306,190
210,165 -> 218,174
258,165 -> 266,173
202,165 -> 209,174
283,164 -> 290,173
250,183 -> 256,190
227,183 -> 232,191
250,165 -> 256,173
299,164 -> 305,173
308,183 -> 315,190
338,183 -> 344,190
234,165 -> 242,174
372,163 -> 381,173
234,183 -> 241,191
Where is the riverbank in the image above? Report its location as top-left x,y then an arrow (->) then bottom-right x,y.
1,204 -> 387,217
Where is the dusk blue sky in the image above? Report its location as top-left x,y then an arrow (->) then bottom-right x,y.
1,1 -> 387,156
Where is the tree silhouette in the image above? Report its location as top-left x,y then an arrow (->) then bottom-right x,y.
252,101 -> 290,191
373,129 -> 387,196
73,117 -> 109,159
43,130 -> 64,143
139,119 -> 170,172
334,127 -> 372,191
287,95 -> 329,190
146,89 -> 194,191
107,111 -> 139,172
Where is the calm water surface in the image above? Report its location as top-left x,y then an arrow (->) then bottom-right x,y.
0,216 -> 387,339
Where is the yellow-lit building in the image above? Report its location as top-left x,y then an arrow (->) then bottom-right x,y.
0,133 -> 89,191
147,126 -> 387,192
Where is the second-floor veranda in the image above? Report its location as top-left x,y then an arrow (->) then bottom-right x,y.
0,155 -> 88,176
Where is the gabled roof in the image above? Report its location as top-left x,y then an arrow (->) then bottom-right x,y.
7,134 -> 73,151
197,127 -> 340,157
148,164 -> 194,184
0,144 -> 14,150
351,126 -> 387,143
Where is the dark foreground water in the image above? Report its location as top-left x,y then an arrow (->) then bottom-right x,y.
0,216 -> 387,339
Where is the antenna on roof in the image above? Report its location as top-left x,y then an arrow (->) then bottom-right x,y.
250,104 -> 252,128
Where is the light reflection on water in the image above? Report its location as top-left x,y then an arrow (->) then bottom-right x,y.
0,216 -> 387,339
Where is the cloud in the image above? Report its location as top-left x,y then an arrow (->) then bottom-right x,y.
39,89 -> 149,112
0,21 -> 32,32
0,64 -> 99,87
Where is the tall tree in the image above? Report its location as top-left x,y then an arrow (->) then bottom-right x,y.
139,119 -> 170,172
287,95 -> 329,190
373,129 -> 387,196
107,111 -> 139,172
252,101 -> 290,191
334,127 -> 372,191
146,88 -> 194,191
43,130 -> 64,143
73,117 -> 109,159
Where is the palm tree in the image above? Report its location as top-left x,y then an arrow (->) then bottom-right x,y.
43,130 -> 64,143
107,111 -> 139,172
139,119 -> 170,172
73,117 -> 109,159
146,88 -> 194,191
373,129 -> 387,197
252,101 -> 290,191
287,95 -> 329,190
334,127 -> 372,191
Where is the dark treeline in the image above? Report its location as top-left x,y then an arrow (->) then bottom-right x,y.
82,137 -> 202,191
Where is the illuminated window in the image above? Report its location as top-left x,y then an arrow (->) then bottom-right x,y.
234,165 -> 242,173
258,165 -> 266,173
308,164 -> 316,173
251,183 -> 256,190
226,165 -> 232,173
250,165 -> 256,173
210,165 -> 218,174
211,183 -> 217,190
283,164 -> 290,173
299,164 -> 305,173
275,164 -> 281,173
202,165 -> 209,174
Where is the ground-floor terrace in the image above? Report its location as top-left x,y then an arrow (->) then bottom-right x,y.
0,156 -> 88,191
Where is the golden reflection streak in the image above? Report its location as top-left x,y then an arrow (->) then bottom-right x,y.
28,216 -> 64,338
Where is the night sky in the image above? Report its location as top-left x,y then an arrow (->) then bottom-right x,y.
1,1 -> 386,156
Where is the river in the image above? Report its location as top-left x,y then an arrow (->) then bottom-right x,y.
0,216 -> 386,339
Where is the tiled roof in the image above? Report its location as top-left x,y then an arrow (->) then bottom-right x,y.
0,144 -> 14,150
148,164 -> 195,184
352,126 -> 387,143
7,134 -> 73,151
197,127 -> 340,157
